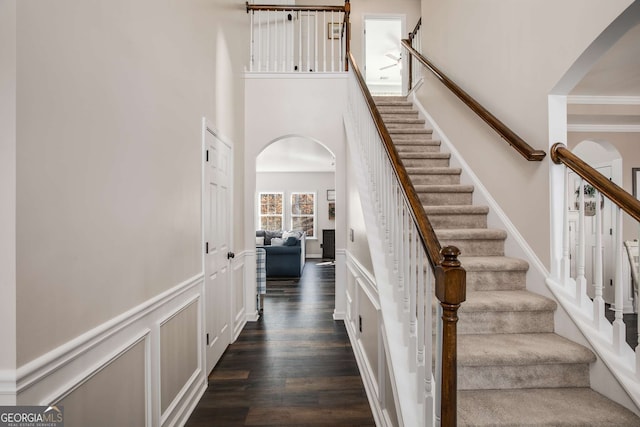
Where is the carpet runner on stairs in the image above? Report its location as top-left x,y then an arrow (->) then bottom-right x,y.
373,95 -> 640,426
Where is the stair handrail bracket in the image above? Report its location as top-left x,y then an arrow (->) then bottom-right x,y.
401,40 -> 546,162
345,49 -> 466,427
550,142 -> 640,410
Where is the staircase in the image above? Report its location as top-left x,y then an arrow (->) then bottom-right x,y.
374,96 -> 640,426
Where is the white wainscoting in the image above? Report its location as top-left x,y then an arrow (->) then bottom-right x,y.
16,273 -> 207,427
345,250 -> 397,427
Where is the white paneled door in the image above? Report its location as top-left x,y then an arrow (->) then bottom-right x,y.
203,122 -> 233,374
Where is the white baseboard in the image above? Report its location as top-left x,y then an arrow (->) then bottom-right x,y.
0,370 -> 16,405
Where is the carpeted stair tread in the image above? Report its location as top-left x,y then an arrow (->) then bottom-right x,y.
389,128 -> 433,135
435,228 -> 507,240
395,140 -> 441,147
414,184 -> 473,193
458,256 -> 529,272
400,151 -> 456,159
409,167 -> 460,174
373,95 -> 407,102
384,117 -> 425,124
375,101 -> 413,108
457,333 -> 595,366
400,152 -> 450,160
458,388 -> 640,426
461,290 -> 556,313
377,107 -> 415,114
424,205 -> 489,214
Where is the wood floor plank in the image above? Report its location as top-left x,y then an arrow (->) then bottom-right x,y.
185,260 -> 375,426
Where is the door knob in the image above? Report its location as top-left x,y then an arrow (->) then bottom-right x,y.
227,252 -> 235,259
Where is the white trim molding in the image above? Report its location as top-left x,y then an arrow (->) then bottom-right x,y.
568,124 -> 640,133
567,96 -> 640,105
15,273 -> 206,427
0,370 -> 16,405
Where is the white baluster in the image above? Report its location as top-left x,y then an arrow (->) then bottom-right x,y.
250,11 -> 254,71
323,11 -> 327,72
593,189 -> 605,329
306,11 -> 310,71
314,11 -> 318,73
257,11 -> 262,71
613,207 -> 626,353
562,168 -> 571,286
266,11 -> 270,72
331,11 -> 335,71
576,179 -> 587,305
298,11 -> 302,72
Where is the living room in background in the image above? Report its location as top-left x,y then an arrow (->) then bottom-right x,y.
291,192 -> 316,238
258,192 -> 284,231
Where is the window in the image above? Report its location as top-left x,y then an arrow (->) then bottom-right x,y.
258,192 -> 283,231
291,192 -> 316,237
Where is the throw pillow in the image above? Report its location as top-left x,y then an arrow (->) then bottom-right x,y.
256,236 -> 265,246
284,236 -> 298,246
283,230 -> 302,240
271,237 -> 284,246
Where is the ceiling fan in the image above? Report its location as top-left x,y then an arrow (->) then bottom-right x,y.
380,52 -> 402,70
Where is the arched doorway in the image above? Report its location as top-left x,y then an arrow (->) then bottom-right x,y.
253,135 -> 337,310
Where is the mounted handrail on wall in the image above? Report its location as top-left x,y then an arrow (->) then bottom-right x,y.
246,1 -> 350,73
401,40 -> 546,162
347,50 -> 466,427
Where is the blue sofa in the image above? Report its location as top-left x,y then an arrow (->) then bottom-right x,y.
256,230 -> 306,277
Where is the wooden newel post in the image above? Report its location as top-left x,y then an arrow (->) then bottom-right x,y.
435,246 -> 466,427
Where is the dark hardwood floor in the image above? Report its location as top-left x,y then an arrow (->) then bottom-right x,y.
186,260 -> 375,427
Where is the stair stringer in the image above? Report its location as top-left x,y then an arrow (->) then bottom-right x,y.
343,115 -> 428,427
408,92 -> 640,416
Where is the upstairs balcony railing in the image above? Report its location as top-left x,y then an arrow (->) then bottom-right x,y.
246,1 -> 350,73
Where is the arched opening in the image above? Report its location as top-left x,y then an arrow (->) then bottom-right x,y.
253,135 -> 337,309
548,1 -> 640,280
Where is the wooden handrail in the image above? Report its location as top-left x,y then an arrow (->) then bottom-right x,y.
551,143 -> 640,223
348,51 -> 443,268
246,2 -> 345,12
401,40 -> 546,162
349,51 -> 465,426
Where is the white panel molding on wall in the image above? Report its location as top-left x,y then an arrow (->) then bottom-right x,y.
16,273 -> 206,427
344,250 -> 391,427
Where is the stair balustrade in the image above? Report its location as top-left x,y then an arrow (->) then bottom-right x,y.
345,50 -> 465,427
246,1 -> 350,73
551,143 -> 640,407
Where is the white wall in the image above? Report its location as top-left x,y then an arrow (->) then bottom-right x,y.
256,171 -> 336,257
13,0 -> 248,420
0,0 -> 17,402
417,0 -> 634,269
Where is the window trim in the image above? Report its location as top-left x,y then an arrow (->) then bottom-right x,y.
257,191 -> 284,231
290,191 -> 317,238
